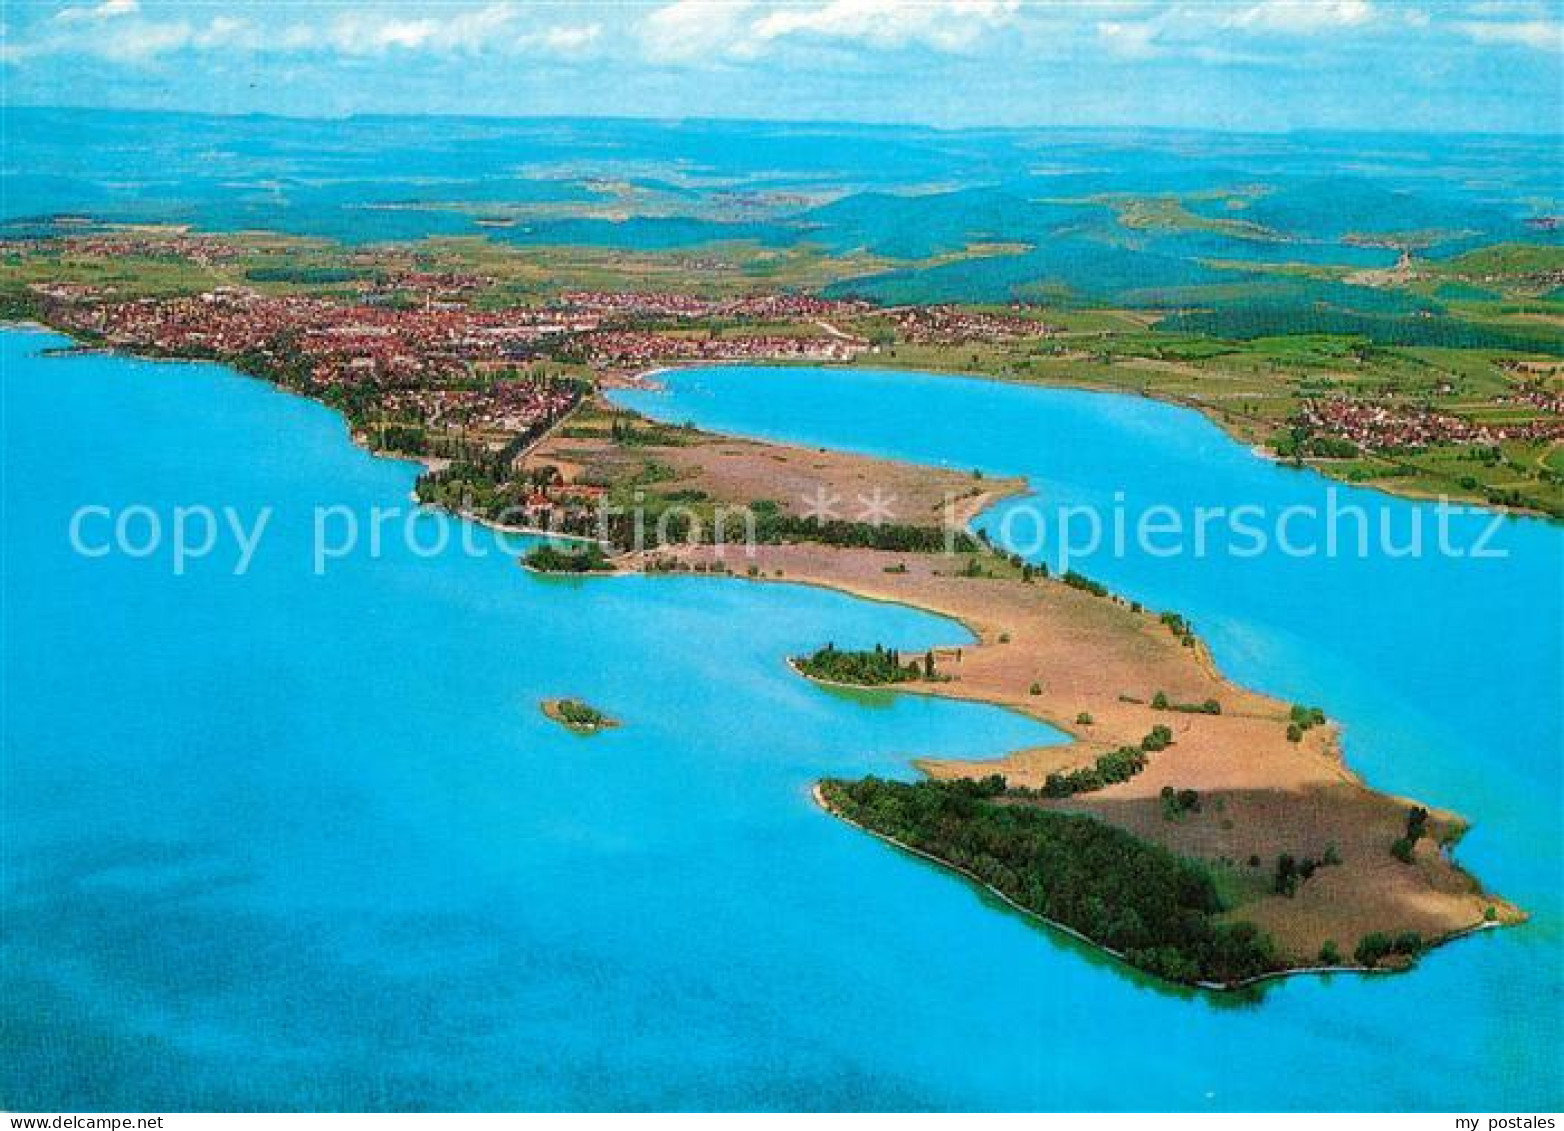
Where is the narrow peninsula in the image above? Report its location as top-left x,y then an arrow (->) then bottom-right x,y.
5,224 -> 1540,991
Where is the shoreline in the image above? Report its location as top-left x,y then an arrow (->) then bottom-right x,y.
12,324 -> 1551,527
8,323 -> 614,548
782,630 -> 1079,741
808,781 -> 1499,992
461,509 -> 603,544
873,359 -> 1554,520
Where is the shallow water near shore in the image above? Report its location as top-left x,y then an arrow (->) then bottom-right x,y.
4,332 -> 1561,1110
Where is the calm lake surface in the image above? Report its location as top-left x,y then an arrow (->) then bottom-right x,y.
5,333 -> 1561,1110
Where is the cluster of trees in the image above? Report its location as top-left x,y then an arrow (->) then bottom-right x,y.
818,776 -> 1279,985
1274,427 -> 1360,460
1061,570 -> 1109,597
1161,786 -> 1201,820
1165,304 -> 1564,354
235,342 -> 314,395
1036,746 -> 1148,798
643,557 -> 733,575
551,497 -> 981,557
1152,691 -> 1222,715
1159,612 -> 1197,647
377,424 -> 429,455
794,643 -> 936,686
1391,805 -> 1430,863
416,461 -> 517,517
0,292 -> 40,321
977,542 -> 1048,582
1272,846 -> 1340,897
1484,484 -> 1552,514
1354,930 -> 1423,967
761,513 -> 978,553
553,698 -> 609,729
1009,724 -> 1174,800
523,541 -> 613,573
1141,723 -> 1175,751
607,414 -> 692,447
1286,703 -> 1326,743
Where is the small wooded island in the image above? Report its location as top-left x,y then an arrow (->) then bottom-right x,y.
541,698 -> 619,734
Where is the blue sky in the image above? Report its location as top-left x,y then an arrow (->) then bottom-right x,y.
2,1 -> 1560,133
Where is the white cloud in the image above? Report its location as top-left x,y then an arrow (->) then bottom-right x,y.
10,0 -> 1559,77
1097,0 -> 1466,62
1226,1 -> 1377,33
1096,19 -> 1163,59
1451,17 -> 1563,49
53,0 -> 139,24
640,1 -> 756,64
751,0 -> 1021,53
533,23 -> 601,55
10,2 -> 601,65
98,19 -> 193,63
640,0 -> 1019,63
1088,1 -> 1410,65
1461,1 -> 1550,15
304,3 -> 524,57
49,13 -> 253,63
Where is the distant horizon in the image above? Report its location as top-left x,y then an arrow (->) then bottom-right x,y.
7,101 -> 1563,143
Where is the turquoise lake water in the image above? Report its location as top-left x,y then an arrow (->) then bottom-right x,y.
4,332 -> 1562,1110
